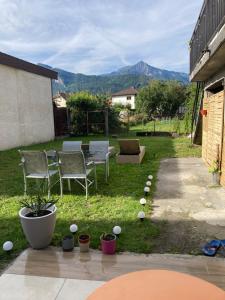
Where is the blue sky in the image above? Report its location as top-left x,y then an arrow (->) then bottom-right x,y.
0,0 -> 203,74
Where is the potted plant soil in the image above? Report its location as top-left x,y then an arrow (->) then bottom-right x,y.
62,235 -> 74,251
78,234 -> 90,252
100,233 -> 116,255
209,160 -> 221,185
19,194 -> 57,249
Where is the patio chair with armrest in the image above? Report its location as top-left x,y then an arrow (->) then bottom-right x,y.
89,141 -> 110,182
116,139 -> 145,164
62,141 -> 82,151
57,151 -> 97,199
18,150 -> 58,198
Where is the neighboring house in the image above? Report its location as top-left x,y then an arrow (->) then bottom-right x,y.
53,92 -> 68,108
53,92 -> 70,136
0,52 -> 57,150
190,0 -> 225,187
111,87 -> 138,109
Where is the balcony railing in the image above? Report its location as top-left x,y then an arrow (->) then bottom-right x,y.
190,0 -> 225,74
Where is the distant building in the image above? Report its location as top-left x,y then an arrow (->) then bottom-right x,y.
0,52 -> 57,150
111,87 -> 138,109
52,92 -> 70,136
53,92 -> 68,108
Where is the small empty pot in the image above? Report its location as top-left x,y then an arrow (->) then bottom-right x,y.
62,235 -> 74,252
78,234 -> 90,252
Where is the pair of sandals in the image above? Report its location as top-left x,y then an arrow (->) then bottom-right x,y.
202,239 -> 225,256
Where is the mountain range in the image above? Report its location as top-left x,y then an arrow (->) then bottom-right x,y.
39,61 -> 189,95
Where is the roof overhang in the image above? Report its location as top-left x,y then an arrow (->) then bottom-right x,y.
190,24 -> 225,82
0,52 -> 58,79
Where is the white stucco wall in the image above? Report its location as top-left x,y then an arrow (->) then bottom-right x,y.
111,95 -> 136,109
0,64 -> 55,150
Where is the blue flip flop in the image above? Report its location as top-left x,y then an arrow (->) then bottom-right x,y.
202,240 -> 221,256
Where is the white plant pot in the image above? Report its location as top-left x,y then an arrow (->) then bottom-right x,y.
19,205 -> 57,249
212,173 -> 220,185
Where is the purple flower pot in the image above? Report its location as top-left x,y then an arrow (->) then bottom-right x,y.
100,234 -> 116,255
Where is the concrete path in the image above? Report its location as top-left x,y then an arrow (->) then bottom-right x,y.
152,158 -> 225,253
1,247 -> 225,299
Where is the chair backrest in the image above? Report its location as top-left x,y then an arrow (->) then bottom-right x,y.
19,150 -> 48,175
89,141 -> 109,160
62,141 -> 82,151
57,151 -> 86,176
118,139 -> 140,155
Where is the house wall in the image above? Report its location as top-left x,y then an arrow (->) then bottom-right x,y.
111,95 -> 135,109
202,90 -> 225,186
0,64 -> 55,150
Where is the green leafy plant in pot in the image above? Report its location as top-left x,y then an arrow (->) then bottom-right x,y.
19,193 -> 58,249
208,160 -> 221,185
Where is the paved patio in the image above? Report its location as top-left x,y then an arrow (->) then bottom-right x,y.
0,247 -> 225,299
151,158 -> 225,253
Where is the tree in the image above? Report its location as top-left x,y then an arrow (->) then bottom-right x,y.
136,80 -> 187,118
67,91 -> 121,135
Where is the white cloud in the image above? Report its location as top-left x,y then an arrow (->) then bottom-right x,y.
0,0 -> 203,74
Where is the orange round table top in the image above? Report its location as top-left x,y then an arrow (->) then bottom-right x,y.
87,270 -> 225,300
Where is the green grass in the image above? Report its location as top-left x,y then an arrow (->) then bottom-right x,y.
0,135 -> 201,271
131,119 -> 188,134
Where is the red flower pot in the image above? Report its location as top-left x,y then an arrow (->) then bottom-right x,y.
100,234 -> 116,255
200,109 -> 207,116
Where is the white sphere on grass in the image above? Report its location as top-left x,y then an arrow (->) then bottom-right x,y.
113,226 -> 122,235
70,224 -> 78,233
3,241 -> 13,252
138,211 -> 145,220
144,186 -> 150,193
140,198 -> 147,205
148,175 -> 153,180
146,181 -> 152,187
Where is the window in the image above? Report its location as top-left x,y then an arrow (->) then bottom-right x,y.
127,96 -> 131,100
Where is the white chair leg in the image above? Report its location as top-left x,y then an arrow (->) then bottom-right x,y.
60,178 -> 63,197
24,177 -> 27,196
85,177 -> 88,200
67,179 -> 71,192
94,165 -> 97,190
47,177 -> 51,199
105,162 -> 108,183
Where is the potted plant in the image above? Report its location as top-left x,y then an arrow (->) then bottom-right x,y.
19,193 -> 58,249
78,234 -> 90,252
200,109 -> 207,116
62,235 -> 74,252
100,233 -> 116,255
209,160 -> 221,185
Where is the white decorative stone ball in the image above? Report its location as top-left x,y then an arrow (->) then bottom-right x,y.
148,175 -> 153,180
144,186 -> 150,193
3,241 -> 13,252
138,211 -> 145,219
70,224 -> 78,233
146,181 -> 152,186
113,226 -> 122,235
140,198 -> 147,205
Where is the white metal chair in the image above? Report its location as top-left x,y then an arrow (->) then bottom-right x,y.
62,141 -> 82,151
57,151 -> 97,199
89,141 -> 110,182
19,150 -> 58,198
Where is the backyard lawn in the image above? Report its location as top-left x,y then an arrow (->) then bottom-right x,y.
0,135 -> 201,272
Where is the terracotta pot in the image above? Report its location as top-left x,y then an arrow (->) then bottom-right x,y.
200,109 -> 207,116
78,234 -> 90,252
100,234 -> 116,255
